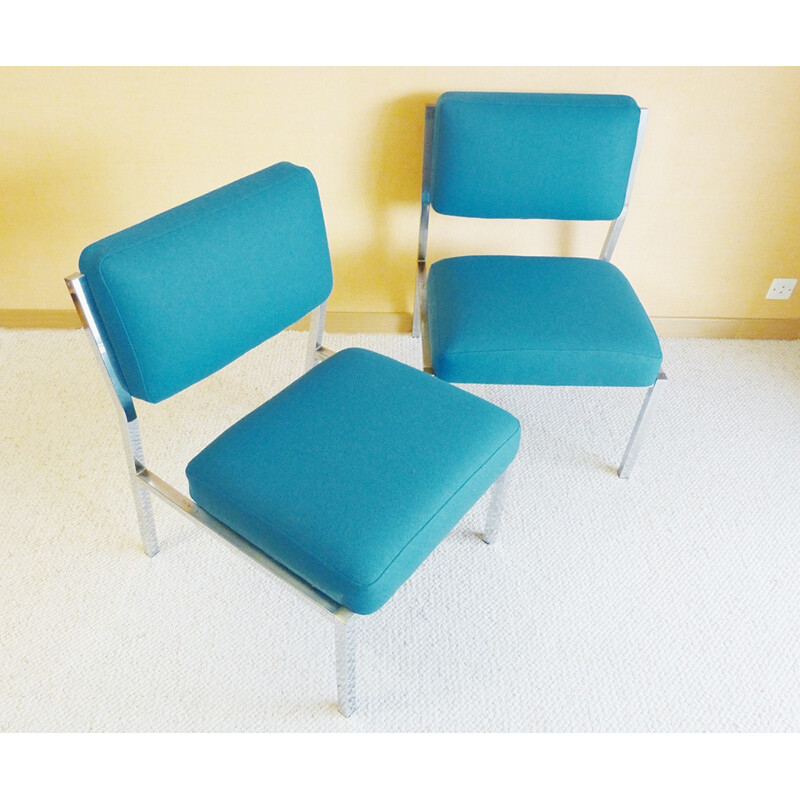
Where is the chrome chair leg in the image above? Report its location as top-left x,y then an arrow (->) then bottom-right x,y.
334,609 -> 356,717
618,371 -> 667,479
412,267 -> 423,339
127,419 -> 159,557
482,468 -> 510,545
305,302 -> 327,372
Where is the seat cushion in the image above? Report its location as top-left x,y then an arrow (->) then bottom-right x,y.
427,255 -> 662,387
186,348 -> 520,615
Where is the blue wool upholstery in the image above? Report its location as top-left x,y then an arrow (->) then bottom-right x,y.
186,347 -> 520,615
427,256 -> 662,387
430,92 -> 641,220
79,162 -> 332,403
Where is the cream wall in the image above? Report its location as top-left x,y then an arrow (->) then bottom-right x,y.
1,66 -> 799,332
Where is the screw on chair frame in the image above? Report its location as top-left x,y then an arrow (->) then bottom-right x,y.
412,100 -> 667,478
67,272 -> 510,717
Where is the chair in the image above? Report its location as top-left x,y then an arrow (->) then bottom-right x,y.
413,92 -> 666,478
66,162 -> 520,716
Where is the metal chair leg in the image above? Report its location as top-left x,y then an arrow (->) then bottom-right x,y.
127,419 -> 159,557
618,371 -> 667,479
412,263 -> 425,339
334,610 -> 356,717
482,468 -> 510,545
305,303 -> 327,372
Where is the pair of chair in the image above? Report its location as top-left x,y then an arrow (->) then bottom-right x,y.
66,92 -> 665,718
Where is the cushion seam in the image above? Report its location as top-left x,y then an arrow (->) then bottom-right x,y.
365,423 -> 520,590
95,167 -> 306,265
441,94 -> 636,110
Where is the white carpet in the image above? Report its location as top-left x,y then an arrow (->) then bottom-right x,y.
1,329 -> 798,732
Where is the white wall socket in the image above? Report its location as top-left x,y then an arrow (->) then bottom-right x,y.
765,278 -> 797,300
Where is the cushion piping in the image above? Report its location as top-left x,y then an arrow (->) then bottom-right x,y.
434,345 -> 662,361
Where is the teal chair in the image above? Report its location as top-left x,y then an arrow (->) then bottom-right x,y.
66,162 -> 520,716
413,92 -> 666,478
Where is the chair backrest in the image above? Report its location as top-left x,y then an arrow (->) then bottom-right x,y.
429,92 -> 643,221
79,162 -> 332,403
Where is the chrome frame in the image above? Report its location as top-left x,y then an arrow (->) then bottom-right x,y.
482,467 -> 510,545
412,100 -> 665,478
600,108 -> 649,263
66,273 -> 356,716
67,271 -> 509,716
618,371 -> 667,479
305,302 -> 335,372
412,104 -> 436,376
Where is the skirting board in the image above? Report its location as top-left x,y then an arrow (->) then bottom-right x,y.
2,309 -> 799,340
0,309 -> 83,329
652,316 -> 799,340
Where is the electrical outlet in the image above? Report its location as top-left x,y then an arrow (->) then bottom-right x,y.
765,278 -> 797,300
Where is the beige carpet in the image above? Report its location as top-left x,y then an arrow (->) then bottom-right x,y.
1,329 -> 798,732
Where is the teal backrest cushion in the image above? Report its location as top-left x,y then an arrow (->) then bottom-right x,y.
80,162 -> 333,403
430,92 -> 641,221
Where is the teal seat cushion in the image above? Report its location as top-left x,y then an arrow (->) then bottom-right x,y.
79,162 -> 332,404
427,256 -> 662,387
185,348 -> 520,615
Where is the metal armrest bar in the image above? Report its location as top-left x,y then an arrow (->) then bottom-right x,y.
135,463 -> 351,620
305,303 -> 336,371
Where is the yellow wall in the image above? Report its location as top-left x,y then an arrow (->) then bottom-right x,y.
2,66 -> 799,328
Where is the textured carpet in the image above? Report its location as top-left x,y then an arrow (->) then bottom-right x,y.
1,329 -> 798,732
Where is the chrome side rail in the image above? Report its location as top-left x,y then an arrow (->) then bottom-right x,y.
135,463 -> 349,618
600,107 -> 648,262
66,274 -> 136,423
66,273 -> 356,715
413,104 -> 435,352
66,273 -> 158,556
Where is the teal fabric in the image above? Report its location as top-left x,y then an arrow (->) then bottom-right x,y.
79,163 -> 333,403
430,92 -> 641,220
186,348 -> 520,615
427,256 -> 662,387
